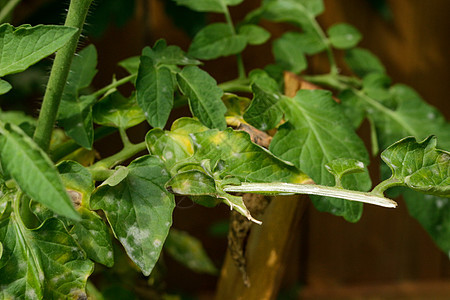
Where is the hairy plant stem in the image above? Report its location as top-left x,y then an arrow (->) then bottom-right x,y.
33,0 -> 93,152
223,182 -> 398,208
0,0 -> 21,23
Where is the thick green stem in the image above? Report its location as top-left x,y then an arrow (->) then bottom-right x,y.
0,0 -> 21,23
218,78 -> 251,93
89,141 -> 147,170
33,0 -> 93,152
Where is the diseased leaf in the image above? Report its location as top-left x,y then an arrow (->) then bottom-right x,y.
270,89 -> 371,222
93,91 -> 145,129
136,56 -> 174,128
0,24 -> 78,76
0,79 -> 11,95
58,45 -> 98,149
188,23 -> 247,60
191,128 -> 309,184
345,47 -> 385,77
177,66 -> 227,129
70,207 -> 114,267
57,160 -> 93,207
166,170 -> 217,195
327,23 -> 362,49
174,0 -> 243,13
0,122 -> 79,220
0,213 -> 93,299
146,118 -> 208,170
380,136 -> 449,197
91,156 -> 175,276
165,229 -> 217,274
272,32 -> 307,73
238,24 -> 270,45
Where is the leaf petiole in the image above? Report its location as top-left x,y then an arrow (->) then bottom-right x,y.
223,182 -> 398,208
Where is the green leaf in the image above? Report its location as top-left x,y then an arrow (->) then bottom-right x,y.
0,24 -> 78,76
243,82 -> 283,131
0,122 -> 79,220
0,79 -> 11,95
294,31 -> 326,55
379,136 -> 449,197
118,56 -> 140,75
188,23 -> 247,60
273,32 -> 307,73
148,39 -> 202,66
238,24 -> 270,45
174,0 -> 244,13
402,191 -> 450,257
0,109 -> 36,127
270,90 -> 371,222
345,47 -> 385,77
261,0 -> 324,26
90,156 -> 175,276
102,166 -> 130,187
93,91 -> 146,129
327,23 -> 362,49
0,214 -> 94,299
136,56 -> 175,128
165,229 -> 217,274
58,44 -> 98,149
325,158 -> 366,188
177,66 -> 227,129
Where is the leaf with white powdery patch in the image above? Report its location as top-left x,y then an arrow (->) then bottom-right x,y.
0,122 -> 79,220
0,213 -> 93,299
0,24 -> 78,76
90,156 -> 174,276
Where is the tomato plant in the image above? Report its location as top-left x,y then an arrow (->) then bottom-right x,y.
0,0 -> 449,298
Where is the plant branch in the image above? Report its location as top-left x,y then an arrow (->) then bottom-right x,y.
223,182 -> 398,208
91,74 -> 136,99
222,5 -> 246,79
218,78 -> 252,93
33,0 -> 93,152
0,0 -> 21,23
89,141 -> 146,170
